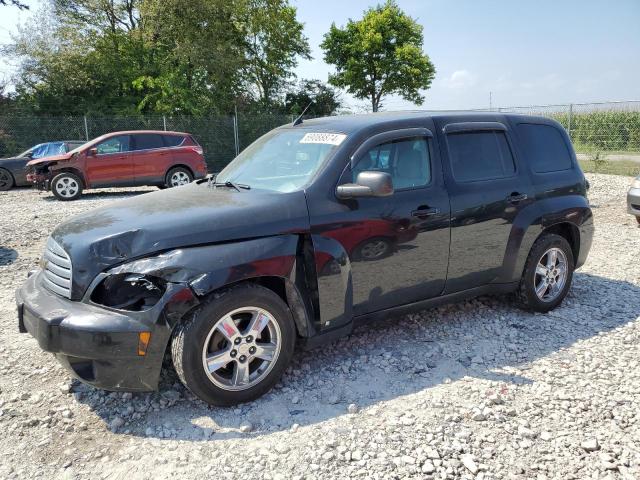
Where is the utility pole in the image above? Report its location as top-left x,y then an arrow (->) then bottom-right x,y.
489,91 -> 493,111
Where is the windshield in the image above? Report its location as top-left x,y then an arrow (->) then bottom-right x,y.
216,129 -> 346,192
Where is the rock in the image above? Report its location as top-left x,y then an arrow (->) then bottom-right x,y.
347,403 -> 359,414
425,448 -> 440,460
422,461 -> 436,474
109,417 -> 125,431
328,395 -> 340,405
239,422 -> 253,433
61,410 -> 73,419
518,426 -> 537,439
540,431 -> 552,441
461,454 -> 479,474
581,438 -> 600,452
471,408 -> 487,421
488,393 -> 504,405
291,395 -> 300,404
322,451 -> 335,461
162,390 -> 181,402
350,450 -> 363,461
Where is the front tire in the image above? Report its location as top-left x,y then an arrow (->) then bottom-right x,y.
515,233 -> 574,312
0,168 -> 14,191
171,283 -> 296,406
165,167 -> 193,188
51,172 -> 83,201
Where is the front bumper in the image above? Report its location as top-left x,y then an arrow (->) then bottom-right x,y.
16,270 -> 196,391
628,187 -> 640,217
26,173 -> 49,190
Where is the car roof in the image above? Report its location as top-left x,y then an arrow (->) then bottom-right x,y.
288,111 -> 553,134
103,130 -> 189,136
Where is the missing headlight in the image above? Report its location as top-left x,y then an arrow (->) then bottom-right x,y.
91,273 -> 167,311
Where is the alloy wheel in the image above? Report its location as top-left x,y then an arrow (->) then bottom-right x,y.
171,171 -> 191,186
201,307 -> 281,391
359,239 -> 389,259
55,177 -> 79,198
0,169 -> 12,190
534,247 -> 568,302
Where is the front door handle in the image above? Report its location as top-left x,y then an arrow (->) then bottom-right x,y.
507,192 -> 528,204
411,206 -> 440,218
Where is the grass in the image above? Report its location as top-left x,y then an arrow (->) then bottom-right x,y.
578,159 -> 640,177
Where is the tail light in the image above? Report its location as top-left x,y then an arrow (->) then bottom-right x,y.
187,146 -> 204,155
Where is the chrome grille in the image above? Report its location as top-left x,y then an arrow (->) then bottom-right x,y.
42,237 -> 72,298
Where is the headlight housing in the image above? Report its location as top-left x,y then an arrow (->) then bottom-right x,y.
631,178 -> 640,189
91,273 -> 167,311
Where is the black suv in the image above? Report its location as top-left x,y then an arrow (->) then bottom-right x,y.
17,113 -> 593,406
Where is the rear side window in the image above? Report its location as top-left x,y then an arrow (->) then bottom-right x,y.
132,134 -> 164,151
447,131 -> 515,182
516,123 -> 573,173
163,135 -> 185,147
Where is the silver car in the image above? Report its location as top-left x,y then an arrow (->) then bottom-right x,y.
628,174 -> 640,224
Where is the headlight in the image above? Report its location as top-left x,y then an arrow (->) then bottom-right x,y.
91,273 -> 167,311
631,178 -> 640,189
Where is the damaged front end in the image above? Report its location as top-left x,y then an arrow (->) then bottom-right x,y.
26,161 -> 56,190
16,251 -> 201,391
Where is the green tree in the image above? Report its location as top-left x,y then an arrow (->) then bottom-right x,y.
241,0 -> 311,108
139,0 -> 247,114
284,79 -> 341,117
4,0 -> 311,115
321,0 -> 435,112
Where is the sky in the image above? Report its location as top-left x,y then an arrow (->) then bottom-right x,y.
1,0 -> 639,111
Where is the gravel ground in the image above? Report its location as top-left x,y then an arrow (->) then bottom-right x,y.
0,176 -> 639,480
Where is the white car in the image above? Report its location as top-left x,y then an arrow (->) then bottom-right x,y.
628,174 -> 640,224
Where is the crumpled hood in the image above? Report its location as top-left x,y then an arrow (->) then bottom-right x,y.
51,183 -> 310,299
27,152 -> 73,167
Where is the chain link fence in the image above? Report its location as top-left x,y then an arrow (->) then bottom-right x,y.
490,100 -> 640,154
1,101 -> 639,172
0,113 -> 294,172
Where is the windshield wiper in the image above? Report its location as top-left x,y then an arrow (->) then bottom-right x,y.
207,177 -> 251,191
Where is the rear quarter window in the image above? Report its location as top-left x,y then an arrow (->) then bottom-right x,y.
516,123 -> 573,173
163,135 -> 186,147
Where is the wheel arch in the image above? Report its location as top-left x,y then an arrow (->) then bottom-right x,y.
202,276 -> 314,339
51,167 -> 87,189
540,222 -> 580,263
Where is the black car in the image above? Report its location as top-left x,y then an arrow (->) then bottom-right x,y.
16,113 -> 594,406
0,141 -> 85,190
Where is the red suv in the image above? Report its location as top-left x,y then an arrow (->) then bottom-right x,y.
26,130 -> 207,200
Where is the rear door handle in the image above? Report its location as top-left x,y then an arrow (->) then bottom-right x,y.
411,207 -> 440,218
507,193 -> 528,203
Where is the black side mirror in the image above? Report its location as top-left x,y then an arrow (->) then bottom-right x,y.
336,171 -> 394,199
88,148 -> 98,157
24,151 -> 33,158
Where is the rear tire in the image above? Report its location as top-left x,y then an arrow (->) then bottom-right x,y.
515,233 -> 574,312
165,167 -> 193,188
51,172 -> 83,201
171,283 -> 296,406
0,168 -> 14,191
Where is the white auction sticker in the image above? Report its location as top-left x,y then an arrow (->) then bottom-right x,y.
299,132 -> 347,146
